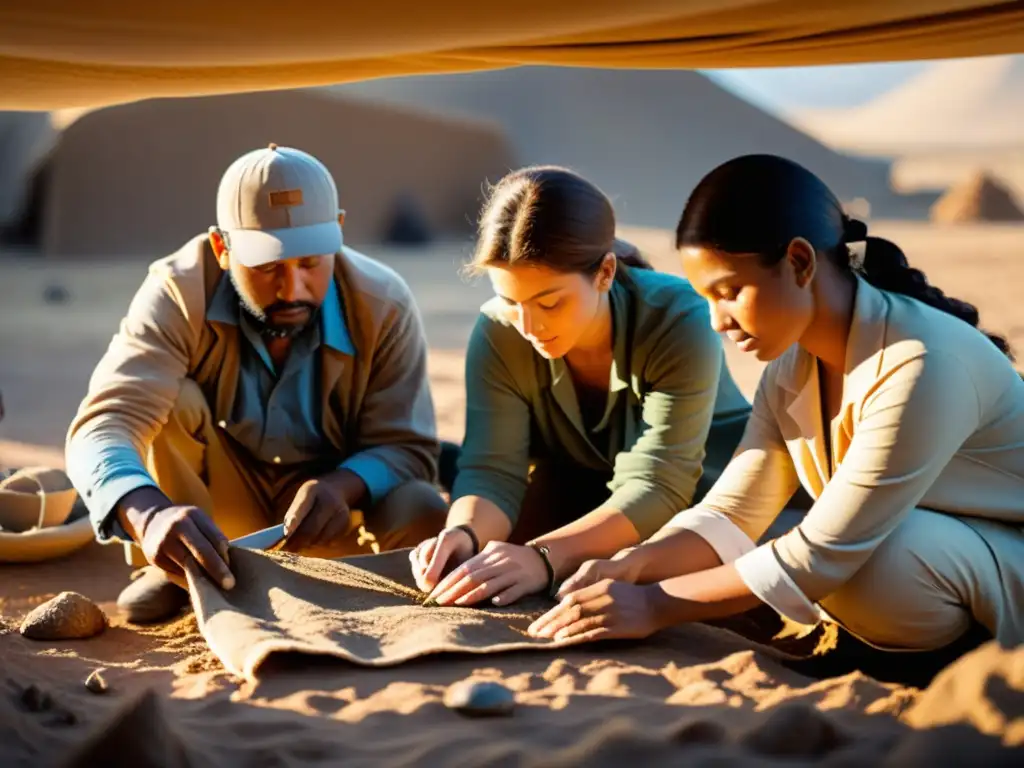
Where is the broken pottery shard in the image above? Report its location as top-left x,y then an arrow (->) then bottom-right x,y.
444,679 -> 515,717
20,592 -> 108,641
85,670 -> 108,695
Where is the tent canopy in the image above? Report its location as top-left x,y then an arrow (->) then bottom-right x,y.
3,1 -> 1024,110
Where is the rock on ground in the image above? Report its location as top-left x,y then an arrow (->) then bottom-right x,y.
19,591 -> 107,640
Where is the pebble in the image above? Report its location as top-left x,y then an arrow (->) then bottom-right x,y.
443,679 -> 515,717
84,670 -> 108,695
20,592 -> 108,641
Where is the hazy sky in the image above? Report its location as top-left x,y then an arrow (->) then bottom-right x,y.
704,61 -> 931,113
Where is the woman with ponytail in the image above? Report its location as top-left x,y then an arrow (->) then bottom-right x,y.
409,166 -> 752,606
533,155 -> 1024,654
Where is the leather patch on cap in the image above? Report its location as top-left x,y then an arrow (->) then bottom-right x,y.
268,189 -> 304,207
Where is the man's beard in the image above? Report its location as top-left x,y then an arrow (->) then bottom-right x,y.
229,269 -> 319,339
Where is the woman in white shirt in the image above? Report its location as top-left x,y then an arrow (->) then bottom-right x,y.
528,154 -> 1024,654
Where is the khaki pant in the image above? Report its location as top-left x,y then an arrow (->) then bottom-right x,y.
817,507 -> 1024,651
124,379 -> 447,566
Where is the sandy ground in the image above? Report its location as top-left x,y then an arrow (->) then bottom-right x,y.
1,224 -> 1023,765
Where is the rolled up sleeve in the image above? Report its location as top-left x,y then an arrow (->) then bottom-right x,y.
604,304 -> 723,538
450,317 -> 532,525
665,371 -> 812,620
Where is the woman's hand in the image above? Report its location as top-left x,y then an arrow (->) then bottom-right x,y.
527,579 -> 664,642
554,550 -> 643,599
424,541 -> 550,607
409,527 -> 477,593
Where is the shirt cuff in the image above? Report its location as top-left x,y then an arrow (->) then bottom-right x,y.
339,453 -> 401,506
733,542 -> 823,627
663,507 -> 757,564
86,472 -> 158,543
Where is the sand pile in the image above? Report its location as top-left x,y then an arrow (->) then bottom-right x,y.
931,172 -> 1024,223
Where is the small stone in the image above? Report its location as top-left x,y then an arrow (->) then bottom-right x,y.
20,684 -> 53,713
84,670 -> 108,695
443,679 -> 515,718
20,592 -> 108,641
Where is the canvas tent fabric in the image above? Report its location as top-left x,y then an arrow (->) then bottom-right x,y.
39,89 -> 515,257
2,2 -> 1024,110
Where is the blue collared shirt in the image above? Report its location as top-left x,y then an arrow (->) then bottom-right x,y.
207,275 -> 353,467
78,274 -> 399,540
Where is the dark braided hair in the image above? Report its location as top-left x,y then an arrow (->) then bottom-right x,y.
676,154 -> 1014,360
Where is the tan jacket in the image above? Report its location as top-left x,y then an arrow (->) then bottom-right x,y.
66,235 -> 438,536
669,276 -> 1024,624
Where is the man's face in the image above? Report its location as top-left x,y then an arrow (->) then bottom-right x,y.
229,254 -> 335,336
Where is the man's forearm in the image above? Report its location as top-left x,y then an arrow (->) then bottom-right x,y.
320,467 -> 370,510
116,485 -> 175,543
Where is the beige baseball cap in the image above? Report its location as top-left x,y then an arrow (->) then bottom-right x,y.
214,143 -> 343,267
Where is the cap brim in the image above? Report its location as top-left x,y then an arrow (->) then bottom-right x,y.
226,221 -> 343,267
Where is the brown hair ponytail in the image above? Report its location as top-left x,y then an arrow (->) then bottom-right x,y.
468,166 -> 653,276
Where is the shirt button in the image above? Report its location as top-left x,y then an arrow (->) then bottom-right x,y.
273,456 -> 282,464
218,420 -> 227,428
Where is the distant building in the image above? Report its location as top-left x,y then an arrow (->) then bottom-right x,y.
8,89 -> 515,258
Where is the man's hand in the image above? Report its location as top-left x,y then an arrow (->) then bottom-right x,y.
119,490 -> 234,590
281,476 -> 352,553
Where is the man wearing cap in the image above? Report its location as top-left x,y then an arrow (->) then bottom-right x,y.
66,144 -> 447,622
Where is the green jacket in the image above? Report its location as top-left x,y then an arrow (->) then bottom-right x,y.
452,264 -> 751,538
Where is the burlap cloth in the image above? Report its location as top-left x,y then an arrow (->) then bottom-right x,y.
186,548 -> 590,680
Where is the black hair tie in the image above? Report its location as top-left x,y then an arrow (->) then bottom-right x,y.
842,216 -> 868,243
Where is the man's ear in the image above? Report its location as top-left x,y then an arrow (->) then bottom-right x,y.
786,237 -> 817,288
338,209 -> 346,229
208,228 -> 230,271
